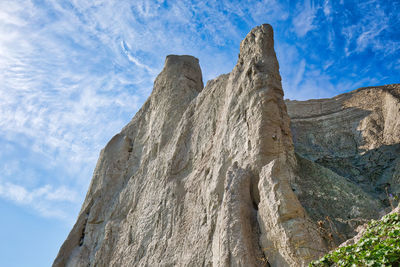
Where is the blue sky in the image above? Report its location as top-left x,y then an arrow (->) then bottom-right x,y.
0,0 -> 399,266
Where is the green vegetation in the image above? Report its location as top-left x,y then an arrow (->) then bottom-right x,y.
310,211 -> 400,267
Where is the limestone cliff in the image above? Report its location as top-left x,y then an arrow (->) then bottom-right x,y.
54,24 -> 398,267
286,84 -> 400,246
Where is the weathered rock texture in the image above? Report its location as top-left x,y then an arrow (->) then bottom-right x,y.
54,23 -> 399,267
285,84 -> 400,247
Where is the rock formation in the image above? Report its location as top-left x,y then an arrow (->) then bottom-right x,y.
286,84 -> 400,246
54,24 -> 399,267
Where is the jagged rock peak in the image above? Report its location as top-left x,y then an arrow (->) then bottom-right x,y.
53,24 -> 322,267
237,24 -> 280,81
153,54 -> 203,95
239,24 -> 274,58
164,55 -> 203,91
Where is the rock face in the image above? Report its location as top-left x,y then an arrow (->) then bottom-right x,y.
286,85 -> 400,196
286,84 -> 400,247
54,24 -> 399,267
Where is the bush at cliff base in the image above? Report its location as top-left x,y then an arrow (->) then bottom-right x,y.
310,211 -> 400,266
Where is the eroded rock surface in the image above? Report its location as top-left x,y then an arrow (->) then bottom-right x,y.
54,23 -> 398,267
286,84 -> 400,247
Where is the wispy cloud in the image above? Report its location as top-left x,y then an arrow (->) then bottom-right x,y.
0,0 -> 149,220
341,1 -> 399,56
292,0 -> 318,37
322,0 -> 332,18
121,40 -> 156,74
0,183 -> 78,204
0,182 -> 79,220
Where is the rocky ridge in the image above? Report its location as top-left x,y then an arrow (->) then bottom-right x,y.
54,24 -> 399,267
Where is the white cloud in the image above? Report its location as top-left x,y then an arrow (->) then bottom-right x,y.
292,0 -> 318,37
341,2 -> 398,56
293,59 -> 306,90
131,0 -> 163,18
356,22 -> 388,52
45,186 -> 80,202
0,182 -> 79,220
121,40 -> 156,74
323,0 -> 331,18
0,0 -> 150,222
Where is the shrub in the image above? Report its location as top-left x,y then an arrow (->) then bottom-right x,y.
310,212 -> 400,266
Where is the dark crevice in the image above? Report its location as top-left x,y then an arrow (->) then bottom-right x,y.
250,172 -> 260,210
128,225 -> 133,246
184,75 -> 198,85
249,171 -> 270,266
79,212 -> 89,247
252,200 -> 259,211
77,200 -> 93,248
253,207 -> 270,266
